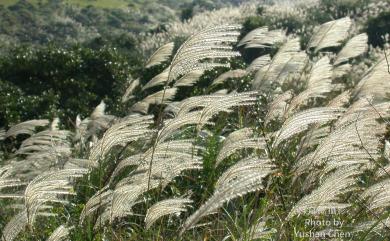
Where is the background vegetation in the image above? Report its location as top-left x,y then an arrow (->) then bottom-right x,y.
0,0 -> 390,240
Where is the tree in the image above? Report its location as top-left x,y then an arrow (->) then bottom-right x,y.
0,45 -> 139,127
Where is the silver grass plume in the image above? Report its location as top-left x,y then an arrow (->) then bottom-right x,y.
214,157 -> 274,191
104,149 -> 199,224
287,166 -> 360,219
91,100 -> 107,119
131,88 -> 177,114
303,118 -> 385,175
104,93 -> 260,216
165,89 -> 245,117
332,63 -> 352,78
142,67 -> 170,91
116,153 -> 202,190
101,155 -> 200,226
159,92 -> 257,142
308,17 -> 352,53
167,24 -> 241,82
110,139 -> 202,180
238,27 -> 267,47
239,219 -> 276,241
0,164 -> 27,199
16,129 -> 71,156
327,90 -> 351,108
87,140 -> 203,225
50,118 -> 60,131
16,131 -> 71,162
354,58 -> 390,100
63,158 -> 96,170
189,92 -> 257,132
272,107 -> 344,148
213,89 -> 229,95
264,90 -> 293,125
180,157 -> 274,235
353,219 -> 390,236
74,115 -> 89,143
211,69 -> 247,86
0,129 -> 4,140
300,125 -> 332,154
122,78 -> 140,103
145,198 -> 192,229
334,33 -> 368,65
157,111 -> 214,143
0,165 -> 25,197
165,94 -> 236,117
286,56 -> 334,115
1,210 -> 28,241
376,140 -> 390,178
23,169 -> 88,227
2,169 -> 86,241
246,54 -> 271,72
174,70 -> 205,87
295,91 -> 351,156
333,97 -> 375,128
84,101 -> 116,141
95,182 -> 146,227
145,42 -> 175,68
244,29 -> 286,49
253,38 -> 307,90
89,114 -> 155,164
295,100 -> 390,175
5,120 -> 49,138
46,225 -> 72,241
80,186 -> 113,224
9,129 -> 73,179
361,178 -> 390,211
215,128 -> 266,166
296,91 -> 350,154
238,27 -> 286,48
334,98 -> 390,129
163,101 -> 180,116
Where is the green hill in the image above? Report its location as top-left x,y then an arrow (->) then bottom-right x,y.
0,0 -> 222,10
0,0 -> 244,49
1,0 -> 167,9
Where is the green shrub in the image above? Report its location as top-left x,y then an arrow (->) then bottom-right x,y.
366,11 -> 390,48
0,45 -> 139,127
0,80 -> 59,127
242,16 -> 267,34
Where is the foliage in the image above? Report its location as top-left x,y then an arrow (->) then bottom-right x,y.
0,80 -> 60,128
0,45 -> 140,127
366,11 -> 390,47
1,0 -> 390,241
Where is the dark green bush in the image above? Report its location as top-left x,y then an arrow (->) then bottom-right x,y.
242,16 -> 267,34
366,11 -> 390,48
320,0 -> 367,18
0,45 -> 140,127
180,6 -> 193,21
0,80 -> 59,126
